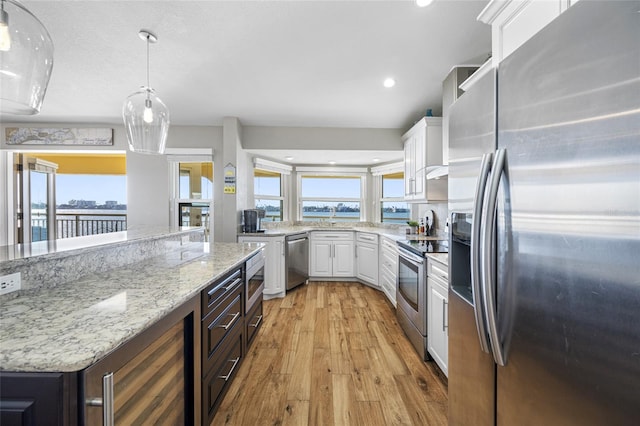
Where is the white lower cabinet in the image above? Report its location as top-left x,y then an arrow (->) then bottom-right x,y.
356,232 -> 379,287
310,231 -> 354,278
379,236 -> 398,306
238,235 -> 285,299
427,258 -> 449,376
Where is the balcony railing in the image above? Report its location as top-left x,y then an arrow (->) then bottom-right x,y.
31,213 -> 128,239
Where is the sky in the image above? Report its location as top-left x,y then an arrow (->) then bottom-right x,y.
56,175 -> 127,205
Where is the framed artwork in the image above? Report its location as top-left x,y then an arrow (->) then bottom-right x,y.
5,128 -> 114,146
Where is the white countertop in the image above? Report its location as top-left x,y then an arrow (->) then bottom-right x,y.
0,242 -> 262,373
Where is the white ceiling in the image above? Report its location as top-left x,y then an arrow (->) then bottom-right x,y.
2,0 -> 490,165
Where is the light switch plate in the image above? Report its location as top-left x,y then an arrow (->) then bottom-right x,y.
0,272 -> 21,295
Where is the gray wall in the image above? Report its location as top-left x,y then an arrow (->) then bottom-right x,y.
1,121 -> 405,245
242,126 -> 403,151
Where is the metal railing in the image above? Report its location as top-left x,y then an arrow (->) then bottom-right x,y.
31,213 -> 128,239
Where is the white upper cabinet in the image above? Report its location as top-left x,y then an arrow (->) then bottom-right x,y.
403,117 -> 446,202
479,0 -> 579,66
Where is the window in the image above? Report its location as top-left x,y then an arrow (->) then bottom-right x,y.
168,153 -> 213,235
371,162 -> 410,224
255,169 -> 283,222
299,173 -> 365,222
178,162 -> 213,200
254,158 -> 291,222
381,171 -> 410,223
27,153 -> 128,239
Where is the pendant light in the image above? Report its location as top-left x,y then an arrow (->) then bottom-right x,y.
122,29 -> 170,155
0,0 -> 54,115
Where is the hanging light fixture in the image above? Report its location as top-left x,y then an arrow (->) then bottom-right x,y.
0,0 -> 54,115
122,29 -> 170,155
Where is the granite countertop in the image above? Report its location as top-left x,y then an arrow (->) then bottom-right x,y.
0,242 -> 262,373
0,226 -> 203,263
239,225 -> 408,241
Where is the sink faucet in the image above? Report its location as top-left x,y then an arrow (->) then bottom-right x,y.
330,207 -> 336,225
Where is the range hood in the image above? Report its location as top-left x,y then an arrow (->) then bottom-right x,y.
426,165 -> 448,180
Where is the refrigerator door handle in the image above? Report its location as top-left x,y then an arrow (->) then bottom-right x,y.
481,148 -> 507,366
471,152 -> 493,353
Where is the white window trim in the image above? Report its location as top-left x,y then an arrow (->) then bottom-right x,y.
254,158 -> 289,222
371,162 -> 408,223
296,170 -> 368,222
254,157 -> 292,175
167,151 -> 214,228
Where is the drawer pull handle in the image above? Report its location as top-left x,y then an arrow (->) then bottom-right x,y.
86,372 -> 114,425
209,277 -> 242,298
222,278 -> 243,292
443,299 -> 448,332
250,314 -> 263,328
219,356 -> 241,381
218,312 -> 240,330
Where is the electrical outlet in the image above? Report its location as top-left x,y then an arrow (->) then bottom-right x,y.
181,235 -> 190,245
0,272 -> 21,295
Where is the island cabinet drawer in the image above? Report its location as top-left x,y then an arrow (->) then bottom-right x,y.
245,299 -> 263,349
202,322 -> 244,425
202,267 -> 243,319
202,287 -> 243,374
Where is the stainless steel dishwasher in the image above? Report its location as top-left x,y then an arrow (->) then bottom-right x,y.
285,232 -> 309,291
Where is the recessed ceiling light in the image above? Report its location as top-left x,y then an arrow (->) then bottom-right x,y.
328,161 -> 337,165
383,78 -> 396,88
285,156 -> 294,161
416,0 -> 434,7
372,158 -> 381,162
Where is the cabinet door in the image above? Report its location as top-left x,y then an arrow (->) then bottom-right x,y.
332,241 -> 354,277
404,136 -> 415,198
413,130 -> 426,197
310,240 -> 332,277
239,237 -> 285,297
428,278 -> 448,376
356,243 -> 378,286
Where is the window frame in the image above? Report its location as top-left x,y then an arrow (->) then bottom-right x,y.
253,158 -> 291,222
167,152 -> 214,229
371,162 -> 409,223
296,167 -> 368,222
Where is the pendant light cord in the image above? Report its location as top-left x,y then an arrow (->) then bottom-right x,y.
146,34 -> 150,89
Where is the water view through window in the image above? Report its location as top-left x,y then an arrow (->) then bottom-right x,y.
53,174 -> 127,238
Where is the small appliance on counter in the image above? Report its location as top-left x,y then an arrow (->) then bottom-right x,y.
242,209 -> 265,233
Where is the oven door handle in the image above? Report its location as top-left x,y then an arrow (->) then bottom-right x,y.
398,247 -> 424,266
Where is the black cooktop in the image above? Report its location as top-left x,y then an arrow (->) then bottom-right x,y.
397,238 -> 449,256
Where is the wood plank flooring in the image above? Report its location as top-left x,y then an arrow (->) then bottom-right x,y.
212,282 -> 448,426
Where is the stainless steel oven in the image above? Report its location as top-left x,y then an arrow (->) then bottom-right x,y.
396,238 -> 449,361
397,246 -> 428,359
245,249 -> 265,314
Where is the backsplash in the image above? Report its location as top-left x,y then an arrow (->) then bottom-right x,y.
416,202 -> 449,238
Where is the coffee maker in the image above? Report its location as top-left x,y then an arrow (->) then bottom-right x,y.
242,209 -> 265,233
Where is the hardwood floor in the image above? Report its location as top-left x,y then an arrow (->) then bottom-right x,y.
212,282 -> 448,425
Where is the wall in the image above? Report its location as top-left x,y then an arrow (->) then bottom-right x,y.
242,126 -> 403,151
0,123 -> 222,244
1,121 -> 404,245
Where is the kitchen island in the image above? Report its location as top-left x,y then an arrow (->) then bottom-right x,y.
0,229 -> 264,425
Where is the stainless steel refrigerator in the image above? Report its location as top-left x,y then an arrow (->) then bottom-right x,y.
447,2 -> 640,425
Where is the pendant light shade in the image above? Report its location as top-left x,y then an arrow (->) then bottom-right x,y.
122,29 -> 170,155
0,0 -> 54,115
